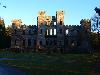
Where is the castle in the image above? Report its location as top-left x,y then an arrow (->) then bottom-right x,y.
0,10 -> 92,53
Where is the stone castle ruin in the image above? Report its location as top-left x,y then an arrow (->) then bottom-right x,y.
0,10 -> 92,53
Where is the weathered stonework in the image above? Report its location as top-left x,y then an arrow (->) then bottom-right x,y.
11,11 -> 91,52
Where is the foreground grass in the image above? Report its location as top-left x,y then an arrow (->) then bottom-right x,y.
0,50 -> 98,75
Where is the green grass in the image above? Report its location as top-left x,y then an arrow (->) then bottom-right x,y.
0,50 -> 97,75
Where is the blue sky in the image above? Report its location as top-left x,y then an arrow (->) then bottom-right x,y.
0,0 -> 100,27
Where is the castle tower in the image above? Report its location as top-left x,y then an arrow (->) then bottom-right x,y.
37,10 -> 46,27
37,10 -> 46,51
51,16 -> 56,25
56,10 -> 64,25
80,19 -> 91,32
12,19 -> 22,28
45,16 -> 52,25
80,19 -> 91,50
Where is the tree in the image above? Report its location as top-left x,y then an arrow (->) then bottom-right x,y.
91,7 -> 100,50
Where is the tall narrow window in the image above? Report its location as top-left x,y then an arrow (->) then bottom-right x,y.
15,40 -> 16,45
40,29 -> 42,34
47,29 -> 48,35
54,29 -> 56,35
40,41 -> 42,45
50,29 -> 52,35
34,40 -> 36,45
60,21 -> 62,25
66,29 -> 68,35
54,22 -> 56,25
28,39 -> 31,46
46,40 -> 48,45
15,29 -> 17,34
23,40 -> 25,46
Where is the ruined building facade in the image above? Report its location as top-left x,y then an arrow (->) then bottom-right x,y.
10,10 -> 91,52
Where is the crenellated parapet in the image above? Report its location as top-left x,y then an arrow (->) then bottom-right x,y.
56,10 -> 64,25
65,25 -> 80,28
80,19 -> 91,29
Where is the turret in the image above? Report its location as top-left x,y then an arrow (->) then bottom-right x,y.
12,19 -> 22,28
56,10 -> 64,25
45,16 -> 52,25
80,19 -> 91,31
37,10 -> 46,27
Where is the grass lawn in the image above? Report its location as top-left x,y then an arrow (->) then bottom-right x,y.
0,50 -> 98,75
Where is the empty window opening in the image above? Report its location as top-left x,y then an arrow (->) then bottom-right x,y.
60,20 -> 62,25
50,29 -> 52,35
40,29 -> 42,34
47,29 -> 48,35
66,29 -> 68,35
15,29 -> 17,34
29,30 -> 31,34
28,39 -> 31,46
54,22 -> 56,25
40,41 -> 42,45
54,29 -> 56,35
23,40 -> 25,46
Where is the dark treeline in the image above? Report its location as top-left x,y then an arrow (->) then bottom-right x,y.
0,23 -> 11,49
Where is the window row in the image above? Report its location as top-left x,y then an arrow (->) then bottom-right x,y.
14,39 -> 36,46
14,29 -> 37,35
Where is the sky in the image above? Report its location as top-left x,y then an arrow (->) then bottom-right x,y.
0,0 -> 100,27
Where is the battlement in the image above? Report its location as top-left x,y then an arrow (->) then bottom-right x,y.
65,25 -> 80,27
80,19 -> 91,24
12,19 -> 22,27
38,10 -> 46,16
56,10 -> 65,14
